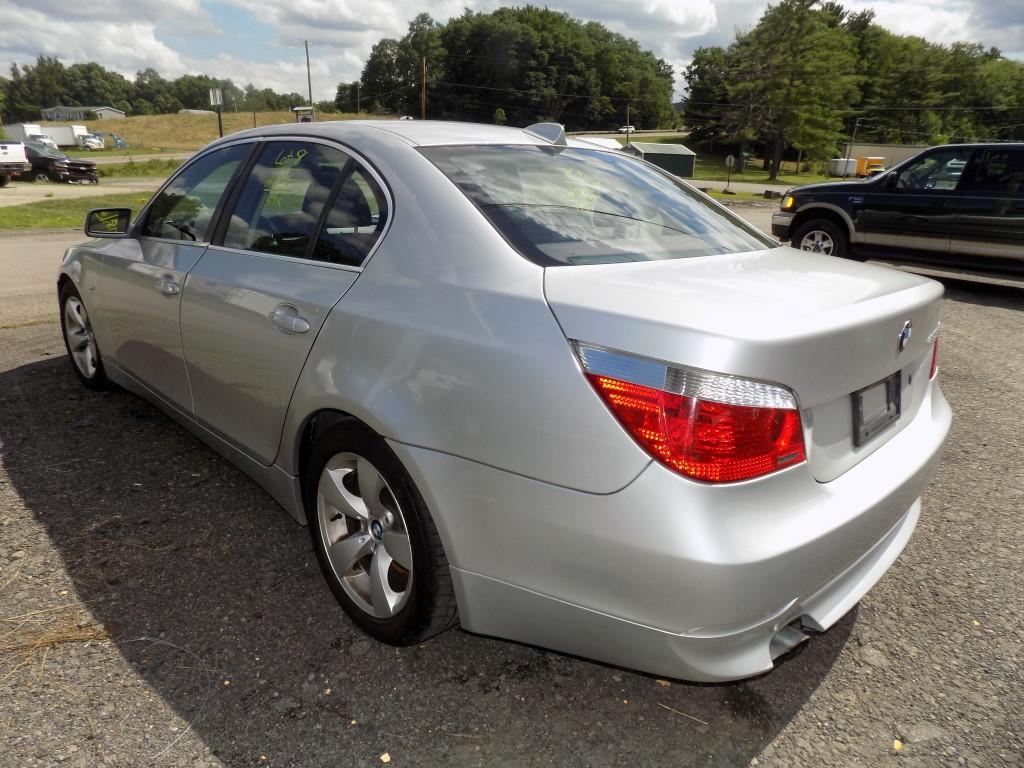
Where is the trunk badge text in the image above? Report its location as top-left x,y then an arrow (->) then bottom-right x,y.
898,321 -> 912,353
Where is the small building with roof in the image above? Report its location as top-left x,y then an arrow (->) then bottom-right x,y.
621,141 -> 696,177
41,105 -> 126,121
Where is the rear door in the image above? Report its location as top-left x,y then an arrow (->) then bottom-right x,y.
855,147 -> 972,258
179,139 -> 390,464
94,142 -> 253,409
951,147 -> 1024,263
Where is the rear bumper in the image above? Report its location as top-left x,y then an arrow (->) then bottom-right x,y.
390,380 -> 951,682
771,211 -> 795,240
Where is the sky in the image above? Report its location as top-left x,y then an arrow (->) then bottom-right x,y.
0,0 -> 1021,102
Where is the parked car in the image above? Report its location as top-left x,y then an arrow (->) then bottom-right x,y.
17,142 -> 98,184
58,121 -> 950,682
0,141 -> 31,187
773,143 -> 1024,273
617,125 -> 636,134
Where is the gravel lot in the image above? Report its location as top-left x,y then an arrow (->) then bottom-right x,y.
0,226 -> 1021,768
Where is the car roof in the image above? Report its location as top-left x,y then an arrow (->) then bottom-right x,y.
212,120 -> 561,150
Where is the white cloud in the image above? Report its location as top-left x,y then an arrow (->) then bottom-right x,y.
0,8 -> 191,76
0,1 -> 1019,105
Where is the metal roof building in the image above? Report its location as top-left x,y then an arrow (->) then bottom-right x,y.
621,142 -> 696,178
40,105 -> 126,121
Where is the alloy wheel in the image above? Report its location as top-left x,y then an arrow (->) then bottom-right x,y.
799,229 -> 834,255
316,452 -> 414,619
63,296 -> 99,379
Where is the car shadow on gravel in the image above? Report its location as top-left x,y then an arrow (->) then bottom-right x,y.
0,356 -> 855,768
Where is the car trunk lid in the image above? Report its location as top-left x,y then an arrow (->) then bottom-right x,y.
544,247 -> 943,482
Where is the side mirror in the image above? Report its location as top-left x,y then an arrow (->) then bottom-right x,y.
85,208 -> 131,238
883,173 -> 898,191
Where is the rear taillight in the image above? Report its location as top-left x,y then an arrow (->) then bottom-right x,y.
929,338 -> 939,380
575,343 -> 805,483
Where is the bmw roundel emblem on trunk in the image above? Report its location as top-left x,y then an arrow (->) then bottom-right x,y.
898,321 -> 912,352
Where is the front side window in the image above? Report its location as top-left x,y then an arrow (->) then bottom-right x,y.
420,145 -> 774,266
896,149 -> 972,192
142,143 -> 251,241
222,141 -> 348,259
967,149 -> 1024,195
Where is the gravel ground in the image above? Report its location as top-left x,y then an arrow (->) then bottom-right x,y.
0,274 -> 1021,766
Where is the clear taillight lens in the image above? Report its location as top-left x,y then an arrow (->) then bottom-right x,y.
929,338 -> 939,380
575,343 -> 806,483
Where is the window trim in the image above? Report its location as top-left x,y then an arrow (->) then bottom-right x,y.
131,138 -> 261,245
207,135 -> 393,271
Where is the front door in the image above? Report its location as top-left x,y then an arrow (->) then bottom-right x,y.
854,147 -> 973,259
179,139 -> 390,465
96,143 -> 253,409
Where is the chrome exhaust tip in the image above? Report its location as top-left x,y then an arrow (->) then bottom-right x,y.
769,621 -> 810,660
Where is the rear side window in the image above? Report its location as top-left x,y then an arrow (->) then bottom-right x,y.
420,145 -> 774,266
142,143 -> 250,241
312,168 -> 388,267
968,149 -> 1024,195
223,141 -> 348,259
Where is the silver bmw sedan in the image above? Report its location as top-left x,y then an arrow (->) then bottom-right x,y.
57,121 -> 951,682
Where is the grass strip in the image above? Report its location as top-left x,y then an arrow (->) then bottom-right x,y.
0,191 -> 153,230
97,158 -> 183,178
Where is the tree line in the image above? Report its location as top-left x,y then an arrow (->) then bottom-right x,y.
336,8 -> 677,131
0,57 -> 322,124
683,0 -> 1024,179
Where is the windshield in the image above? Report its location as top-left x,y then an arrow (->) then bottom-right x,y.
420,145 -> 775,266
28,143 -> 67,160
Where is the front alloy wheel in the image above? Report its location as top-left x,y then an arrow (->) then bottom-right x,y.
59,283 -> 107,389
798,228 -> 835,254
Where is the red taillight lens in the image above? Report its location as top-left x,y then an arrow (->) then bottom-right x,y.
929,338 -> 939,380
587,373 -> 806,483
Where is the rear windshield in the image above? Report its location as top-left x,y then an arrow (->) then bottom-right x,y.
420,145 -> 775,266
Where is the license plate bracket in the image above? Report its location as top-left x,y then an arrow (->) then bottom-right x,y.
852,371 -> 902,447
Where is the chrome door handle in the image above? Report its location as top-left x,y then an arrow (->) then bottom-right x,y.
271,304 -> 310,334
156,275 -> 181,296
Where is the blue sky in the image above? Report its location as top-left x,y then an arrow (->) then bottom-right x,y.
1,0 -> 1021,100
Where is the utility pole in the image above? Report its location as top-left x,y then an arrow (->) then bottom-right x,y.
421,57 -> 427,120
626,101 -> 630,147
356,81 -> 360,114
304,40 -> 314,120
843,117 -> 862,178
250,89 -> 256,128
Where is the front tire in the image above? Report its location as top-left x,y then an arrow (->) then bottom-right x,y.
59,282 -> 108,390
792,218 -> 849,259
34,172 -> 50,183
304,418 -> 458,645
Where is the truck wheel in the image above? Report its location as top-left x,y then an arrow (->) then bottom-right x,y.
0,175 -> 9,188
34,173 -> 50,183
792,218 -> 849,259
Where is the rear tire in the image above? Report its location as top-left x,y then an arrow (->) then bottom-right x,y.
0,175 -> 9,188
59,282 -> 108,390
792,218 -> 849,259
304,418 -> 458,645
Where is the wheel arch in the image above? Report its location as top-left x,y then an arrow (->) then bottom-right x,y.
790,204 -> 856,244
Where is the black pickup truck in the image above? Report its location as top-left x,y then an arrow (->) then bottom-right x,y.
772,143 -> 1024,273
14,142 -> 98,184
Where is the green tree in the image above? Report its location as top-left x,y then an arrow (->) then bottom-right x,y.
359,39 -> 404,112
727,0 -> 860,179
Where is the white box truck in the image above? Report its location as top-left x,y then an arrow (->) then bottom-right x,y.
45,125 -> 91,148
4,123 -> 57,149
